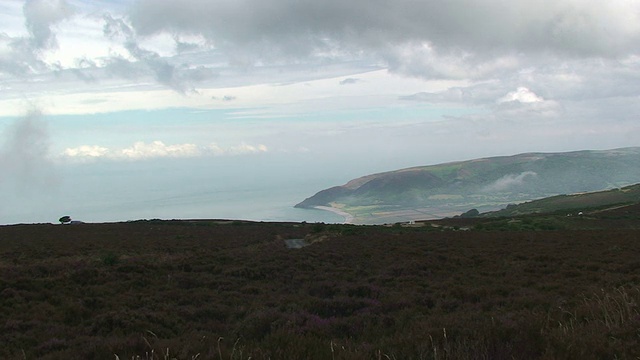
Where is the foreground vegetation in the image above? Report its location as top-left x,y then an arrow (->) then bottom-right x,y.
1,213 -> 640,359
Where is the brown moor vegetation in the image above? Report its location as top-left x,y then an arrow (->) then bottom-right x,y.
1,207 -> 640,359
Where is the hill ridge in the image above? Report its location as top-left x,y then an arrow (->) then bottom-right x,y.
296,147 -> 640,224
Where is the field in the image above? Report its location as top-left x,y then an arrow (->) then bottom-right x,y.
1,213 -> 640,359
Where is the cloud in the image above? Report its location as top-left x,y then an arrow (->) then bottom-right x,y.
63,141 -> 199,160
204,142 -> 268,156
401,81 -> 535,117
2,0 -> 637,113
23,0 -> 74,49
0,36 -> 41,76
400,85 -> 494,104
1,0 -> 639,146
494,100 -> 562,121
0,109 -> 57,193
119,141 -> 200,159
0,0 -> 73,77
0,35 -> 45,77
382,44 -> 523,80
175,38 -> 201,53
339,78 -> 360,85
225,143 -> 268,155
483,171 -> 538,192
100,0 -> 640,118
102,55 -> 145,79
498,87 -> 544,104
102,13 -> 216,93
129,0 -> 640,78
63,141 -> 269,160
102,12 -> 134,41
63,145 -> 109,158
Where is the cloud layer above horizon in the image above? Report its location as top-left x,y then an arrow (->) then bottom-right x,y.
2,0 -> 640,225
1,0 -> 639,162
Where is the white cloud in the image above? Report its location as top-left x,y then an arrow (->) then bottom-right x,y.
120,141 -> 200,159
0,1 -> 28,38
483,171 -> 538,192
226,143 -> 268,155
498,87 -> 544,104
62,140 -> 269,160
204,142 -> 268,156
63,145 -> 109,157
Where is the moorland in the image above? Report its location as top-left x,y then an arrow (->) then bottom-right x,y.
2,202 -> 640,359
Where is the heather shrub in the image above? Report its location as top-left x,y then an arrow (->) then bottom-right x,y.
1,222 -> 640,359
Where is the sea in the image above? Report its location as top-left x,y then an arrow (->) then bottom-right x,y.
1,156 -> 348,225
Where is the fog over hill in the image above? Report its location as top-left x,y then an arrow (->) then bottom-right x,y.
296,147 -> 640,224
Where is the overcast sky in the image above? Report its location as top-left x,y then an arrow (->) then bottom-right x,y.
1,0 -> 640,222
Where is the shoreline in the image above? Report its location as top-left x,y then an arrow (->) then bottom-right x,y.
313,206 -> 355,224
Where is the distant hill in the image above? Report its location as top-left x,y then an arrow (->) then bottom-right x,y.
483,183 -> 640,217
296,147 -> 640,224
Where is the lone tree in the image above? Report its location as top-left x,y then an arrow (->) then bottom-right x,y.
59,216 -> 71,224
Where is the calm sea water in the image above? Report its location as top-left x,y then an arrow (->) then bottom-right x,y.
1,157 -> 347,225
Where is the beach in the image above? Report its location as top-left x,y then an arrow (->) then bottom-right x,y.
314,206 -> 355,224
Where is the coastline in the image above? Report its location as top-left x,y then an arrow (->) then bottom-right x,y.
313,206 -> 355,224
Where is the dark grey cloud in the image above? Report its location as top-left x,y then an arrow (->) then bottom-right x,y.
50,58 -> 99,83
103,55 -> 146,79
23,0 -> 74,49
0,0 -> 72,77
120,0 -> 640,108
70,58 -> 98,82
102,13 -> 217,93
129,0 -> 640,68
175,38 -> 202,54
2,0 -> 638,131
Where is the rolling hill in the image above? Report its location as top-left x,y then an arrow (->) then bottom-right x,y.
296,147 -> 640,224
482,183 -> 640,217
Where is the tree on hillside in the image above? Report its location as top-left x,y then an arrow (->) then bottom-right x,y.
59,216 -> 71,224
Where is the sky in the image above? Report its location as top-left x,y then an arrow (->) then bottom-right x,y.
1,0 -> 640,223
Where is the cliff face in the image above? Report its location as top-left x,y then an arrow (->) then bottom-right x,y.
295,186 -> 352,208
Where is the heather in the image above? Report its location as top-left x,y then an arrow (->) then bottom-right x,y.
1,218 -> 639,359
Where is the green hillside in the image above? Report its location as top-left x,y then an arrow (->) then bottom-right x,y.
296,147 -> 640,224
484,183 -> 640,217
